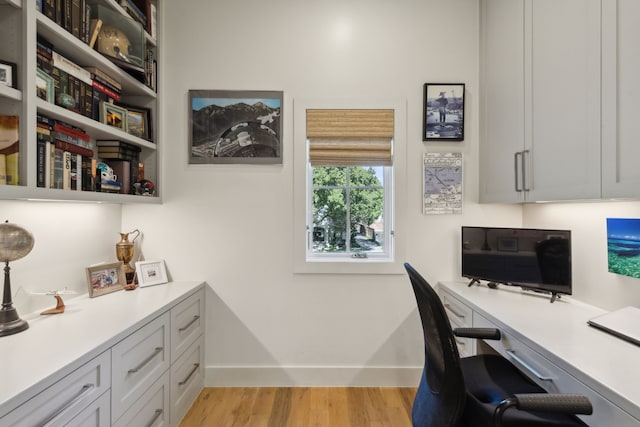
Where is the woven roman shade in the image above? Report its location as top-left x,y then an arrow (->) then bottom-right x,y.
307,109 -> 394,166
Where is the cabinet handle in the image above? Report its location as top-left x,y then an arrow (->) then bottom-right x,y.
41,384 -> 95,427
522,149 -> 530,191
178,363 -> 200,386
178,315 -> 200,332
514,152 -> 523,192
128,347 -> 164,374
506,349 -> 553,381
444,303 -> 465,319
145,409 -> 163,427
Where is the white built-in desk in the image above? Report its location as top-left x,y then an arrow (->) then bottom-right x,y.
0,281 -> 205,427
438,281 -> 640,427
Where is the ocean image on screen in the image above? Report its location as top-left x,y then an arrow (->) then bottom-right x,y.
607,218 -> 640,278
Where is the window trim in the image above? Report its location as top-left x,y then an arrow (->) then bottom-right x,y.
293,98 -> 407,274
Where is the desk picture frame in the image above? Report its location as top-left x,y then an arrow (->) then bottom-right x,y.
87,262 -> 126,297
36,69 -> 54,103
0,59 -> 17,89
135,259 -> 168,287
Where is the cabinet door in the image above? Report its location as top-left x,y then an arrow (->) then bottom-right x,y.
601,0 -> 640,198
479,0 -> 526,203
526,0 -> 601,201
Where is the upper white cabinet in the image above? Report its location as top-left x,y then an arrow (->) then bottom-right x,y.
480,0 -> 601,203
0,0 -> 160,203
601,0 -> 640,198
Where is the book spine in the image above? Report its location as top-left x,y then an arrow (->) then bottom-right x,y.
37,139 -> 46,188
53,123 -> 90,141
84,67 -> 122,91
63,151 -> 72,190
52,51 -> 92,85
92,80 -> 121,102
43,0 -> 56,21
71,0 -> 81,38
92,74 -> 122,96
54,139 -> 94,158
63,0 -> 72,34
55,0 -> 63,26
70,153 -> 78,190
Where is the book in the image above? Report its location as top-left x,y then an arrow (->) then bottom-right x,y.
106,159 -> 131,194
63,151 -> 72,189
84,66 -> 122,91
52,147 -> 64,189
55,139 -> 94,158
52,51 -> 92,85
88,18 -> 103,49
71,0 -> 81,38
0,116 -> 19,185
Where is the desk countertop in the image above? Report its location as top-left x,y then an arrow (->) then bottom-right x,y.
439,281 -> 640,421
0,281 -> 205,417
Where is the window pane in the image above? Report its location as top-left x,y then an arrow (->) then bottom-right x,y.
349,166 -> 384,187
351,189 -> 384,254
313,166 -> 346,187
312,188 -> 347,253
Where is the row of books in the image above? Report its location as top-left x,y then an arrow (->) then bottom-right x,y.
36,114 -> 143,194
37,0 -> 96,47
0,115 -> 19,186
37,36 -> 123,123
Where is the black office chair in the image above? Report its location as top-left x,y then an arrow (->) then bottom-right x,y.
404,263 -> 592,427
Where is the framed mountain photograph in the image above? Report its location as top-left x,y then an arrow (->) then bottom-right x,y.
188,89 -> 283,164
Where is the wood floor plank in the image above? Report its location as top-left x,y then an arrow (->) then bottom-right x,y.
179,387 -> 416,427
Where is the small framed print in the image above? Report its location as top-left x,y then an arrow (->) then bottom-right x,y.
0,59 -> 17,89
423,83 -> 465,141
122,104 -> 152,140
100,102 -> 128,131
36,69 -> 54,103
87,262 -> 126,297
135,260 -> 168,287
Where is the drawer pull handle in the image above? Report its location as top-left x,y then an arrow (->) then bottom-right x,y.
178,363 -> 200,386
42,384 -> 95,426
506,349 -> 553,381
145,409 -> 163,427
444,303 -> 465,319
178,315 -> 200,332
128,347 -> 164,374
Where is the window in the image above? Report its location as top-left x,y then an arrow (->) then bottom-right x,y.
293,100 -> 406,274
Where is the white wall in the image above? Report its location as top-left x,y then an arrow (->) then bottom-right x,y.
523,202 -> 640,311
122,0 -> 521,386
0,200 -> 122,316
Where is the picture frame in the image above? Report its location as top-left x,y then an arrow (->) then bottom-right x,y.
0,59 -> 17,89
86,262 -> 126,297
135,259 -> 168,287
122,104 -> 152,140
36,69 -> 54,103
100,101 -> 128,131
188,89 -> 283,164
423,83 -> 465,141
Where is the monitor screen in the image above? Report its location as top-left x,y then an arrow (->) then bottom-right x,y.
461,226 -> 572,297
607,218 -> 640,279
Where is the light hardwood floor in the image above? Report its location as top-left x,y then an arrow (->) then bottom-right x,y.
179,387 -> 417,427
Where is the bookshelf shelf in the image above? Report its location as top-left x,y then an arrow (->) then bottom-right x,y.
0,0 -> 160,203
0,85 -> 22,102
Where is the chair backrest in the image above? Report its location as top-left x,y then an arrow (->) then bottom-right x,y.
405,262 -> 466,427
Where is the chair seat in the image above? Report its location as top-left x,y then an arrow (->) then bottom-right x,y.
460,354 -> 587,427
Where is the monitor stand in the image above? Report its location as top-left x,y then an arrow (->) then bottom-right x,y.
467,278 -> 481,287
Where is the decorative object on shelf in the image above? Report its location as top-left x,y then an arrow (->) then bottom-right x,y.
0,59 -> 17,89
135,259 -> 168,287
31,288 -> 77,315
121,104 -> 151,140
116,229 -> 140,283
100,101 -> 128,131
0,221 -> 34,337
188,89 -> 283,164
86,262 -> 126,298
423,83 -> 465,141
133,178 -> 155,196
35,68 -> 54,103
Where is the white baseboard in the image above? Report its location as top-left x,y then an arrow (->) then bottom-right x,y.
204,365 -> 422,387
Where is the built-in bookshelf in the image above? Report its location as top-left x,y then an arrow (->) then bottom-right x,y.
0,0 -> 160,203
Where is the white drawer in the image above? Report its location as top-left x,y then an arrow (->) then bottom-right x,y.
171,289 -> 205,363
113,370 -> 170,427
65,390 -> 111,427
170,336 -> 204,426
0,350 -> 111,427
111,312 -> 170,421
448,315 -> 475,357
440,290 -> 473,327
474,312 -> 640,427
